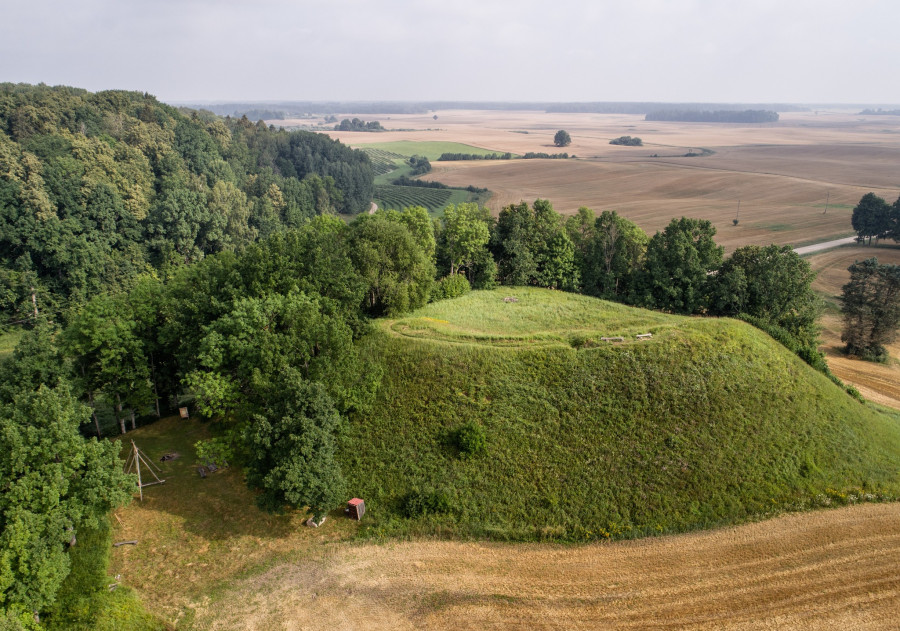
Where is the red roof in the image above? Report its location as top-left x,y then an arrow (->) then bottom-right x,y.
348,498 -> 364,506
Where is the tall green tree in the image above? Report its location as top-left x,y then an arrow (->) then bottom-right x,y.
637,217 -> 723,314
851,193 -> 892,245
711,244 -> 821,347
349,213 -> 434,316
244,375 -> 346,521
440,203 -> 491,281
553,130 -> 571,147
61,294 -> 151,434
891,195 -> 900,243
492,200 -> 577,290
0,386 -> 132,618
570,209 -> 648,299
841,258 -> 900,361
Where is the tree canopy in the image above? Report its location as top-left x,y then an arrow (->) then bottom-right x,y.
0,386 -> 132,616
0,83 -> 375,325
636,217 -> 723,314
553,130 -> 571,147
711,244 -> 821,347
851,193 -> 896,245
841,258 -> 900,361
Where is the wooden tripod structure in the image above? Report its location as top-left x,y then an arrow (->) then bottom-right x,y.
124,440 -> 165,500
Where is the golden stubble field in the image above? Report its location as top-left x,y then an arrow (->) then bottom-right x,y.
807,244 -> 900,409
178,503 -> 900,630
298,109 -> 900,252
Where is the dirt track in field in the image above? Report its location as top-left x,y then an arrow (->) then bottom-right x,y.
189,503 -> 900,630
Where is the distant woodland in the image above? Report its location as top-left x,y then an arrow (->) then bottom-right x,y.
860,108 -> 900,116
645,109 -> 779,123
185,101 -> 810,119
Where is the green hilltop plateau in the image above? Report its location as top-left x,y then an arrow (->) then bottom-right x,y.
341,288 -> 900,541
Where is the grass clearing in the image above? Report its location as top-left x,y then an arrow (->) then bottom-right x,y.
108,416 -> 357,626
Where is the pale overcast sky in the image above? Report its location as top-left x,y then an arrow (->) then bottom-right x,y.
2,0 -> 899,104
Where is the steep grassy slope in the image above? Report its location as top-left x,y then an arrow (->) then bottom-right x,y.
342,288 -> 900,541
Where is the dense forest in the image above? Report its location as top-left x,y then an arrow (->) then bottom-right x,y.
0,83 -> 374,325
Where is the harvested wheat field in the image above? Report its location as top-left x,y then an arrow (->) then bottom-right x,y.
305,109 -> 900,251
808,244 -> 900,408
189,503 -> 900,630
423,158 -> 865,251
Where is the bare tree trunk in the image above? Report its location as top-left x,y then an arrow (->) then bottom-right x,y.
116,394 -> 126,434
130,409 -> 136,431
30,287 -> 38,319
150,352 -> 161,418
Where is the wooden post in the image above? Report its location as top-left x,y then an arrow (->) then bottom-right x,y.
133,441 -> 143,502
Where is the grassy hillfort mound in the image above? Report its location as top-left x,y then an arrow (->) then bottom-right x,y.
342,288 -> 900,541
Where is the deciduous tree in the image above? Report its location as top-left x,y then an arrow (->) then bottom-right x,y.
711,244 -> 821,347
0,386 -> 132,617
841,258 -> 900,361
637,217 -> 723,313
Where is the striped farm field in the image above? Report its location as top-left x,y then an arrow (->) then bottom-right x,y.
320,109 -> 900,252
359,147 -> 406,176
373,184 -> 453,214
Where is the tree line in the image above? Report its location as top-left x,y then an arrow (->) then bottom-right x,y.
437,152 -> 512,161
333,118 -> 384,132
645,110 -> 779,123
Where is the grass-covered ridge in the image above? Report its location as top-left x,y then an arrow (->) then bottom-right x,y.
342,289 -> 900,541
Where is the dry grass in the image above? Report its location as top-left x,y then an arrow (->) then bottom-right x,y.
309,109 -> 900,252
108,417 -> 358,627
114,417 -> 900,630
808,244 -> 900,408
188,503 -> 900,630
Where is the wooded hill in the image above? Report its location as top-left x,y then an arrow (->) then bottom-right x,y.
344,288 -> 900,541
0,83 -> 374,323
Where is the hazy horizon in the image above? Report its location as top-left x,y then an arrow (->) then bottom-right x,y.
3,1 -> 900,104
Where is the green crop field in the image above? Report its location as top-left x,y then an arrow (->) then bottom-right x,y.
373,185 -> 453,214
373,185 -> 490,215
341,288 -> 900,542
359,147 -> 406,176
355,140 -> 508,161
